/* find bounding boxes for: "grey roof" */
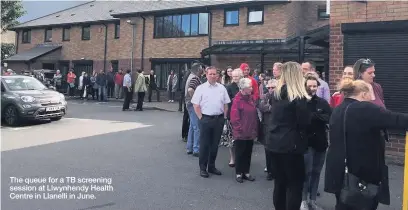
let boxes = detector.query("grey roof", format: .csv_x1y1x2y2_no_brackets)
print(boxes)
110,0,265,16
12,0,270,29
4,44,62,62
12,1,120,29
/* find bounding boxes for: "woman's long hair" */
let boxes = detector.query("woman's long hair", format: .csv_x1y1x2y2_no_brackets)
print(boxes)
274,61,311,101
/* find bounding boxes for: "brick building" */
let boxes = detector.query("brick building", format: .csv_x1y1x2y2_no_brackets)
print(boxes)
329,1,408,163
5,0,329,90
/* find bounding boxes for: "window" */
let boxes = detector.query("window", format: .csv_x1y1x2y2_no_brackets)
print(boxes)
114,22,120,39
247,6,264,24
82,25,90,40
198,13,209,34
154,13,209,38
318,7,330,20
44,28,52,42
224,9,239,26
111,60,118,72
22,29,31,43
62,27,70,41
181,14,190,36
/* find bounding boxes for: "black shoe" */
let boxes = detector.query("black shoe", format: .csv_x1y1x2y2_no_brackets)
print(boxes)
266,173,274,181
243,174,255,181
187,151,193,155
317,191,321,197
182,137,187,142
236,175,243,183
193,153,199,157
228,163,235,168
200,170,209,178
208,168,222,175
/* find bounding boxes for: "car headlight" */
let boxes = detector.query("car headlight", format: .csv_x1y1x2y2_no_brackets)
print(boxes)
21,96,36,103
59,93,65,101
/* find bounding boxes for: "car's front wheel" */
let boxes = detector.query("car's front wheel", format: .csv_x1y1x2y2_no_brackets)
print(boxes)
50,116,62,121
4,105,20,126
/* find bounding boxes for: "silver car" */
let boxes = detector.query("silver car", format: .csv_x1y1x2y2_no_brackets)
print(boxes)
1,75,67,126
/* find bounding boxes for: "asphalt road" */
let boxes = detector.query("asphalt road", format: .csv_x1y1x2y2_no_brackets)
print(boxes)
1,101,404,210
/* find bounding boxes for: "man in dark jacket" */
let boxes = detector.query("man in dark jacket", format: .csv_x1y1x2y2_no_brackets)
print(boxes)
301,75,331,210
96,70,108,102
107,67,115,98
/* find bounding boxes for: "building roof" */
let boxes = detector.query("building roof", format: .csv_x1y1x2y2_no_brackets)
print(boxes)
12,0,282,29
4,44,62,62
12,1,120,29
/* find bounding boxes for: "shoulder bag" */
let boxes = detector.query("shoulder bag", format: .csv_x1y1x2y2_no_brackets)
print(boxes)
339,103,380,209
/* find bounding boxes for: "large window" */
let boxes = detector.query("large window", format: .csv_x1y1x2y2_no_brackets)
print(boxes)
224,9,239,26
82,25,90,40
22,29,31,43
62,27,70,41
153,61,193,89
44,28,52,42
154,13,209,38
247,6,264,24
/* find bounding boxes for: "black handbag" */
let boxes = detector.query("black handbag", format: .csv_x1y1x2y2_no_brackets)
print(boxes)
339,103,380,209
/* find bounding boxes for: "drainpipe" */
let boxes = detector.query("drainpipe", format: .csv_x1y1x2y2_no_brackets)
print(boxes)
15,31,19,54
207,8,212,65
102,23,108,72
298,36,305,63
141,16,146,71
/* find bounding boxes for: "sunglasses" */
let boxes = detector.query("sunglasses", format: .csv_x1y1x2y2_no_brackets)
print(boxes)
267,86,276,89
361,58,373,65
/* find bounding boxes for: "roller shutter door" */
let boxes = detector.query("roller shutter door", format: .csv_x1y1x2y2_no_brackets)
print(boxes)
343,32,408,116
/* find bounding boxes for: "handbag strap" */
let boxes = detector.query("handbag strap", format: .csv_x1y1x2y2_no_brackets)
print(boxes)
343,103,354,173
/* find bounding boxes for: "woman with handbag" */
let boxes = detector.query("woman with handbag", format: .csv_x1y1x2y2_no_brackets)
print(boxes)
230,78,258,183
325,78,408,210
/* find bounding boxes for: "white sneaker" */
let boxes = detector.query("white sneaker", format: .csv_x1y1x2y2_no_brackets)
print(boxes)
309,201,324,210
300,201,309,210
171,100,174,102
168,100,171,102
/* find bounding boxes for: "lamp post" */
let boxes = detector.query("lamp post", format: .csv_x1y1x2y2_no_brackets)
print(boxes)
126,19,136,74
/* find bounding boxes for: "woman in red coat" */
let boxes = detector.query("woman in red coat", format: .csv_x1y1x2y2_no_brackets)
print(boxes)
330,66,354,108
230,78,259,183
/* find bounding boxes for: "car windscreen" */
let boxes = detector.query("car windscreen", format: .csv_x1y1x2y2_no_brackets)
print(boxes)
3,77,47,91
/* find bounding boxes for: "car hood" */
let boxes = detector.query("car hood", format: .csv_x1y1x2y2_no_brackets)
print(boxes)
12,89,61,98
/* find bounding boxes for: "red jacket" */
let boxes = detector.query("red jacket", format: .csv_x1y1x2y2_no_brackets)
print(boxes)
230,91,259,140
114,73,124,85
248,76,259,101
330,92,344,108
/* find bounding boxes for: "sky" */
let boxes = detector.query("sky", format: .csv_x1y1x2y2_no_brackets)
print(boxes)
18,1,86,23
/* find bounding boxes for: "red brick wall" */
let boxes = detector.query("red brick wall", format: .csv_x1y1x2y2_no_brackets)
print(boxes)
330,1,408,161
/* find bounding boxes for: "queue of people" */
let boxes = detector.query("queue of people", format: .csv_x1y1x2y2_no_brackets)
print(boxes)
181,59,408,210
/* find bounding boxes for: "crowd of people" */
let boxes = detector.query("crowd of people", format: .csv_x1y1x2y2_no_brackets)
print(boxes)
180,59,408,210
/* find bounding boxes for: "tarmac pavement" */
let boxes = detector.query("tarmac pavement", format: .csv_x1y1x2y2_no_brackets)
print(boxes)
1,101,404,210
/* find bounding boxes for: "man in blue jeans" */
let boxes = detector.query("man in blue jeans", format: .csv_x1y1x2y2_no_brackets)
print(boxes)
184,63,203,156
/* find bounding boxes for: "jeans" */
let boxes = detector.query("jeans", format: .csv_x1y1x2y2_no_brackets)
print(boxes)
302,147,326,201
136,92,145,110
186,104,200,153
114,84,123,99
98,86,107,101
168,91,175,101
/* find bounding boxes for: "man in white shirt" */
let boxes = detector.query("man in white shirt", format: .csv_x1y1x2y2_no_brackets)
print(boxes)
191,66,231,178
122,69,132,111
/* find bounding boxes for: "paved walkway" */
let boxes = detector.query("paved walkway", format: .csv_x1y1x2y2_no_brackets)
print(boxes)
66,97,180,112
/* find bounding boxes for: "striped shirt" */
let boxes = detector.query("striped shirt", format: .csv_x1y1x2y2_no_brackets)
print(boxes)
185,74,202,106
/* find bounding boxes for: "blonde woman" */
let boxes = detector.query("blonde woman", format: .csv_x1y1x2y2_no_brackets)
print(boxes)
265,62,311,210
